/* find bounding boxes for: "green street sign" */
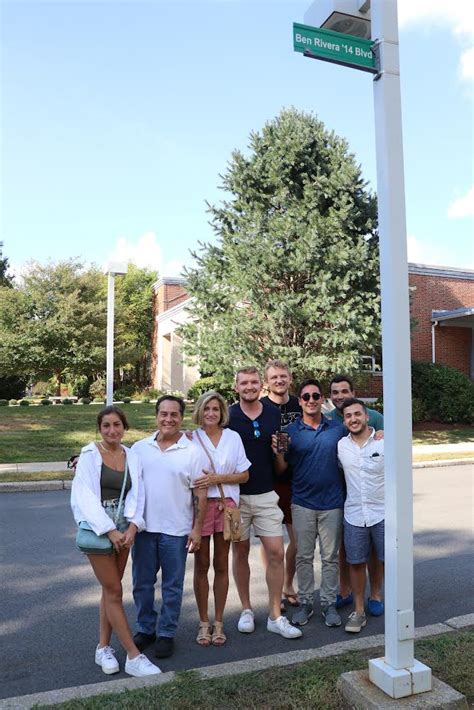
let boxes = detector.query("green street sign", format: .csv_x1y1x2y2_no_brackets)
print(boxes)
293,22,377,74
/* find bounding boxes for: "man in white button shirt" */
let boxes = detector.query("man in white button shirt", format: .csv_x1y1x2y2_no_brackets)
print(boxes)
337,398,384,633
131,396,208,659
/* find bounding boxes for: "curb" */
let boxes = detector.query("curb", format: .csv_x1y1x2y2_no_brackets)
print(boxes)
1,615,472,709
413,458,474,469
1,458,473,493
0,480,72,493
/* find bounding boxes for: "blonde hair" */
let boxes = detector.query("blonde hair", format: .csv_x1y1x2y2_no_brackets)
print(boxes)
264,359,291,379
234,365,261,384
192,390,229,428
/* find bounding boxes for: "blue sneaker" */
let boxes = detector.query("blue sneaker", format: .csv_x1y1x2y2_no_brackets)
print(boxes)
335,593,353,609
368,598,384,616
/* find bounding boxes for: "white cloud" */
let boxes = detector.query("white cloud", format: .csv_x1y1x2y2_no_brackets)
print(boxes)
460,46,474,82
447,186,474,219
107,231,184,277
407,234,474,269
399,0,474,86
398,0,474,39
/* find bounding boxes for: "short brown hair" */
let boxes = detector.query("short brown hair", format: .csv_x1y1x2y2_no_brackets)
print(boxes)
235,366,261,384
264,359,291,379
192,390,229,427
340,397,367,415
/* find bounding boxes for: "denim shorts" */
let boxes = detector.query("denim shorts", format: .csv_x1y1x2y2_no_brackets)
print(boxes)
103,500,128,533
343,518,384,564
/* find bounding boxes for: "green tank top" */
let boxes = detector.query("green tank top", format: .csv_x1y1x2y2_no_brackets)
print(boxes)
100,463,131,502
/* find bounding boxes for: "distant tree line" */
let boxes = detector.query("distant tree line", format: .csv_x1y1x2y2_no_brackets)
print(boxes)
0,255,156,398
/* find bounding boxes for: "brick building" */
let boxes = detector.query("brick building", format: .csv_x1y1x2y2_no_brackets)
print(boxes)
151,264,474,396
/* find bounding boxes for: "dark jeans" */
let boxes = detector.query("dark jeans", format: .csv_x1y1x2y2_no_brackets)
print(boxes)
132,531,188,638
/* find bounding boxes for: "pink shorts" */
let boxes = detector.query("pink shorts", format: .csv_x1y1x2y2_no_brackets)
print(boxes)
201,498,237,537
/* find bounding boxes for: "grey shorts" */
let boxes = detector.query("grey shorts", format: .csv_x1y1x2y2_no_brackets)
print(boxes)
343,518,384,564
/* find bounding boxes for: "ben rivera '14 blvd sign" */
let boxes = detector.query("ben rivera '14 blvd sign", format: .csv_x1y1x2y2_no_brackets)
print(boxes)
293,22,377,73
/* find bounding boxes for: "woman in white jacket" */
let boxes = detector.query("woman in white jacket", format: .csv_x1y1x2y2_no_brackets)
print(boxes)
71,406,160,678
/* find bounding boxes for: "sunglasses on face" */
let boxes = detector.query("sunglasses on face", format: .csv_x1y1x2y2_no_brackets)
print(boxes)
301,392,322,402
252,420,261,438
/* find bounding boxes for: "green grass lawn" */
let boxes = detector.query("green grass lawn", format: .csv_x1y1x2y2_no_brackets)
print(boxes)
39,630,473,709
0,404,194,464
412,428,474,446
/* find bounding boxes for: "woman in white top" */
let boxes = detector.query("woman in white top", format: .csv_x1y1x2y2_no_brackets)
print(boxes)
71,405,160,678
192,391,250,647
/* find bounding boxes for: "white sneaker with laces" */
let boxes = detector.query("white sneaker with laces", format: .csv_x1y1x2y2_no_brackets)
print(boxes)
95,645,119,675
125,653,162,677
267,615,303,639
237,608,255,633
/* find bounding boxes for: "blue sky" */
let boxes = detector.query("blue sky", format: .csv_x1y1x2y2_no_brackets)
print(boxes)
1,0,473,277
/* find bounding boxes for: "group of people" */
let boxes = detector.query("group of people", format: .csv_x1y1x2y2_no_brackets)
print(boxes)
70,360,385,677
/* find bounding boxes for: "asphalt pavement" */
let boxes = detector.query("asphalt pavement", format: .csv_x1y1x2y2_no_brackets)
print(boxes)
0,464,472,701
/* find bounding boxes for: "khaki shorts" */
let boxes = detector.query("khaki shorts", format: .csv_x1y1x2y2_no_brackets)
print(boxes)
239,491,284,540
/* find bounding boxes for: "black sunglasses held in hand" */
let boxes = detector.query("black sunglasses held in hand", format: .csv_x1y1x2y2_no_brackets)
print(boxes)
301,392,322,402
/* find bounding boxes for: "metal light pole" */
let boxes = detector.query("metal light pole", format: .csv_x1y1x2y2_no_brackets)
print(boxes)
300,0,432,699
105,262,127,406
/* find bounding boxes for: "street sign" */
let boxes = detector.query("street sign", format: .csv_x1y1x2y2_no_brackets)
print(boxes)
293,22,377,73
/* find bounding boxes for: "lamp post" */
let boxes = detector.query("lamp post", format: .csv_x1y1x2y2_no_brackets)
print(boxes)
104,261,128,406
301,0,432,698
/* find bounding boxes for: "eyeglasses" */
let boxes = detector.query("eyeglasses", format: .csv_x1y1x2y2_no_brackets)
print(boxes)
301,392,322,402
252,420,261,438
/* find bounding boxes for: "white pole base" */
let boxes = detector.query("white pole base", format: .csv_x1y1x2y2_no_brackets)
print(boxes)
369,657,432,699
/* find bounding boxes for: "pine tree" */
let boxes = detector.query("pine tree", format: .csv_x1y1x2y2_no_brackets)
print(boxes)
180,108,380,383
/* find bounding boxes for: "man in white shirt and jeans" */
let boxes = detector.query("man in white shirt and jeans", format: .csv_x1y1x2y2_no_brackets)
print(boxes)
131,395,208,659
337,398,384,633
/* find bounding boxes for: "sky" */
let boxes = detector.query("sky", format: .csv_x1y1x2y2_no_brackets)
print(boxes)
1,0,473,279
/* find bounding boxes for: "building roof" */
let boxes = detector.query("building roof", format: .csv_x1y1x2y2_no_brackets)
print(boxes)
409,263,474,280
432,307,474,328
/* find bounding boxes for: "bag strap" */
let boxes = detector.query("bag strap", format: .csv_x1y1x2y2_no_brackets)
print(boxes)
194,430,227,508
114,455,129,522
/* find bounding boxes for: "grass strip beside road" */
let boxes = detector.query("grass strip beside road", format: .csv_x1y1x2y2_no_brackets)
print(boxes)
413,451,474,463
0,471,74,483
40,631,473,710
0,405,194,464
412,428,474,446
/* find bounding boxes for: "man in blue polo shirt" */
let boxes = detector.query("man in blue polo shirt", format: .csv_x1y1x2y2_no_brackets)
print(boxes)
273,378,345,628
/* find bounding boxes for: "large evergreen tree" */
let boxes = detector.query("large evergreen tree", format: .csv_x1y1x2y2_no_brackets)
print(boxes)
180,108,380,382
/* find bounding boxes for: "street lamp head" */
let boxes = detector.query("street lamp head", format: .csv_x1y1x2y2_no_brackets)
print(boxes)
304,0,371,38
104,261,128,276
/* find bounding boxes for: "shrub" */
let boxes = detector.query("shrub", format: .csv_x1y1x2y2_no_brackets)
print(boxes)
40,398,52,406
89,379,106,400
113,384,136,400
0,399,8,407
9,399,18,406
411,396,427,424
412,362,474,424
92,397,105,404
371,397,384,414
19,399,30,406
141,396,151,403
62,398,74,405
187,376,236,404
80,397,91,405
71,376,91,398
147,388,162,400
120,397,132,404
0,376,27,400
32,381,53,397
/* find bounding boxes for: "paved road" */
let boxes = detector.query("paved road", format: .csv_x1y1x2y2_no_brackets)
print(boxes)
1,465,472,700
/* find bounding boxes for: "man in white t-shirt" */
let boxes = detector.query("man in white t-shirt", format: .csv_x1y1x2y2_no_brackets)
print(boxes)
131,396,208,659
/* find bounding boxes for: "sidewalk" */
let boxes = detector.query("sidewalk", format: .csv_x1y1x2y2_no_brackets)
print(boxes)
1,613,472,709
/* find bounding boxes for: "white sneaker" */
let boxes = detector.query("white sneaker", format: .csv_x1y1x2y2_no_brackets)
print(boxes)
95,645,119,675
125,653,162,677
238,608,255,633
267,615,303,639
